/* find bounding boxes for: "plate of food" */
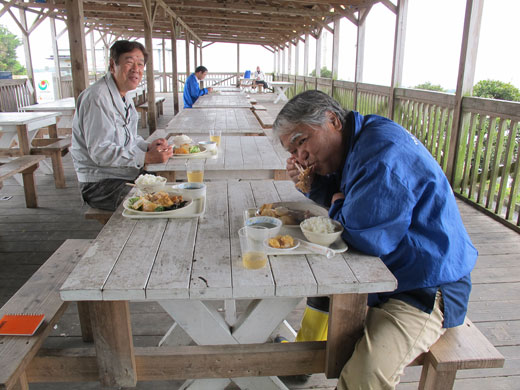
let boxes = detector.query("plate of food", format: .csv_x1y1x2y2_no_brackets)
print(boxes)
264,235,300,251
123,191,192,215
255,202,327,226
173,144,207,156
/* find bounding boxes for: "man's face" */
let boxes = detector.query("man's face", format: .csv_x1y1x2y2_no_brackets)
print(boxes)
257,66,260,72
196,71,208,80
279,113,344,175
110,48,145,96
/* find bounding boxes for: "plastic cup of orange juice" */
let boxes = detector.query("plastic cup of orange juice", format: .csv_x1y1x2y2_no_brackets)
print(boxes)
185,159,205,183
238,226,268,269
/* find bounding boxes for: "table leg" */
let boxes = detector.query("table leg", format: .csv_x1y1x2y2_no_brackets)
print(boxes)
159,298,301,389
273,87,282,104
88,300,137,387
48,123,58,139
325,293,368,378
16,125,30,155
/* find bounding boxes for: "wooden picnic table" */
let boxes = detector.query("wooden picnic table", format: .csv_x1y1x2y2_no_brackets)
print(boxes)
0,111,60,155
270,81,294,104
145,135,289,181
21,97,75,135
0,111,69,188
60,180,397,389
166,108,263,135
192,93,252,108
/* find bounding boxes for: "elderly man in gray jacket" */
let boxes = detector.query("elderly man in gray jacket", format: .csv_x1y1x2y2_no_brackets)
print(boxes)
71,40,172,211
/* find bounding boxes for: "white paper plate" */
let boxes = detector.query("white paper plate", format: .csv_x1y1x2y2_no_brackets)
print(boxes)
172,144,206,156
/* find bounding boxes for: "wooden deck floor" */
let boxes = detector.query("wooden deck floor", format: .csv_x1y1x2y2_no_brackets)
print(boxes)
0,93,518,390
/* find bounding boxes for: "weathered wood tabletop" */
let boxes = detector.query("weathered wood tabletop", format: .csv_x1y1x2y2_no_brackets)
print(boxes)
166,108,263,135
59,180,396,389
146,135,289,181
0,112,60,155
192,93,252,108
21,98,75,133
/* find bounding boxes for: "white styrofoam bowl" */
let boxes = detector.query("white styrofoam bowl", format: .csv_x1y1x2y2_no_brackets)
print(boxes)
300,218,344,247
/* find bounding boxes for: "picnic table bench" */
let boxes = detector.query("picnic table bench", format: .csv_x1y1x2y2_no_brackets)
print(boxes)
0,239,92,390
0,155,45,208
253,109,275,129
136,97,166,128
84,206,113,225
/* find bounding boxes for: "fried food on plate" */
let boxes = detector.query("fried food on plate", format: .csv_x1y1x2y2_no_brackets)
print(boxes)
268,235,295,249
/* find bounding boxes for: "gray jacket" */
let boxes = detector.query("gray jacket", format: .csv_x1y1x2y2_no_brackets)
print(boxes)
71,72,149,182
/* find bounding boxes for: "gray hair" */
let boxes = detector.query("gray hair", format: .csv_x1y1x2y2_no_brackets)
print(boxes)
273,90,350,138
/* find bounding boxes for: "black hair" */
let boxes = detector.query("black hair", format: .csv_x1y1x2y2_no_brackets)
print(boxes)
110,40,148,65
195,66,208,73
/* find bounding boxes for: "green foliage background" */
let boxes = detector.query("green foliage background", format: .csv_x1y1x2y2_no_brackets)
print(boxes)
472,79,520,101
413,82,446,92
0,25,26,75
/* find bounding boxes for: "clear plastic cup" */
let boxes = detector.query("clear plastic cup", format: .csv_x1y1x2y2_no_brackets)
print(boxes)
238,226,268,269
185,159,205,182
209,129,222,146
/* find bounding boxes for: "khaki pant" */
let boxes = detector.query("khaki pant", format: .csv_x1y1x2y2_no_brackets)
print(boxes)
337,292,445,390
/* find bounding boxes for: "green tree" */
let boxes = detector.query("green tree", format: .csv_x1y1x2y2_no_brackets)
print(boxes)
310,66,333,78
472,79,520,102
0,25,26,75
413,82,446,92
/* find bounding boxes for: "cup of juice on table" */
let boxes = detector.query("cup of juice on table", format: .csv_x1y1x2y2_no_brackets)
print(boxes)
185,159,205,182
238,226,268,269
209,129,222,146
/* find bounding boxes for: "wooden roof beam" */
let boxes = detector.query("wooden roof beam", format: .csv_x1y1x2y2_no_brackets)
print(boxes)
156,0,202,43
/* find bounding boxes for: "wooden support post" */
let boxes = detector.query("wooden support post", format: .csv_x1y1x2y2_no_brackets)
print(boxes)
162,38,167,93
354,10,367,111
273,48,277,77
288,42,292,76
304,33,310,77
142,0,157,134
447,0,484,185
295,40,300,76
185,32,190,76
90,30,98,82
236,43,240,86
65,0,89,100
325,293,367,378
50,17,63,99
89,301,136,387
332,17,341,81
316,29,322,78
388,0,408,120
18,8,37,103
170,18,180,115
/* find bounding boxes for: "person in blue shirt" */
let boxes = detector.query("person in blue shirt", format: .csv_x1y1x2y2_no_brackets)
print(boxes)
273,90,477,390
183,66,213,108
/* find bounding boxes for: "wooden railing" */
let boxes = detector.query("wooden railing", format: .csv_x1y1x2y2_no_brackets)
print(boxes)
278,73,520,231
0,79,35,112
453,97,520,227
393,88,456,172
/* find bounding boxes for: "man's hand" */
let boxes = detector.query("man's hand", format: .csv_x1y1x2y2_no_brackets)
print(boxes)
331,192,345,204
286,157,300,184
207,87,213,93
145,138,173,164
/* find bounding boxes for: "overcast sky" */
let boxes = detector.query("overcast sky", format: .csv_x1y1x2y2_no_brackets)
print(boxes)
1,0,518,91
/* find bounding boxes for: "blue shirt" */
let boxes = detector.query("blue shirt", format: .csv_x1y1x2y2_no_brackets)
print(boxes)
183,73,208,108
309,112,477,328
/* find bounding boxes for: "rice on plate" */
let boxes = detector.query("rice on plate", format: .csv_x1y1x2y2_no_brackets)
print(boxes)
301,216,338,233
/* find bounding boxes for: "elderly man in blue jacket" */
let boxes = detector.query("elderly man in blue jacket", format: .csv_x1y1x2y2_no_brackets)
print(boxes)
183,66,213,108
273,90,477,390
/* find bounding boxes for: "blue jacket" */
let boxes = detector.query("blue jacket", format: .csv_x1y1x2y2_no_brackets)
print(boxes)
309,112,477,327
183,73,208,108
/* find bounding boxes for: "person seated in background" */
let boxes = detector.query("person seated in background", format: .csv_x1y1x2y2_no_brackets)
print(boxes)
252,66,269,92
71,40,172,212
183,65,213,108
273,90,477,390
